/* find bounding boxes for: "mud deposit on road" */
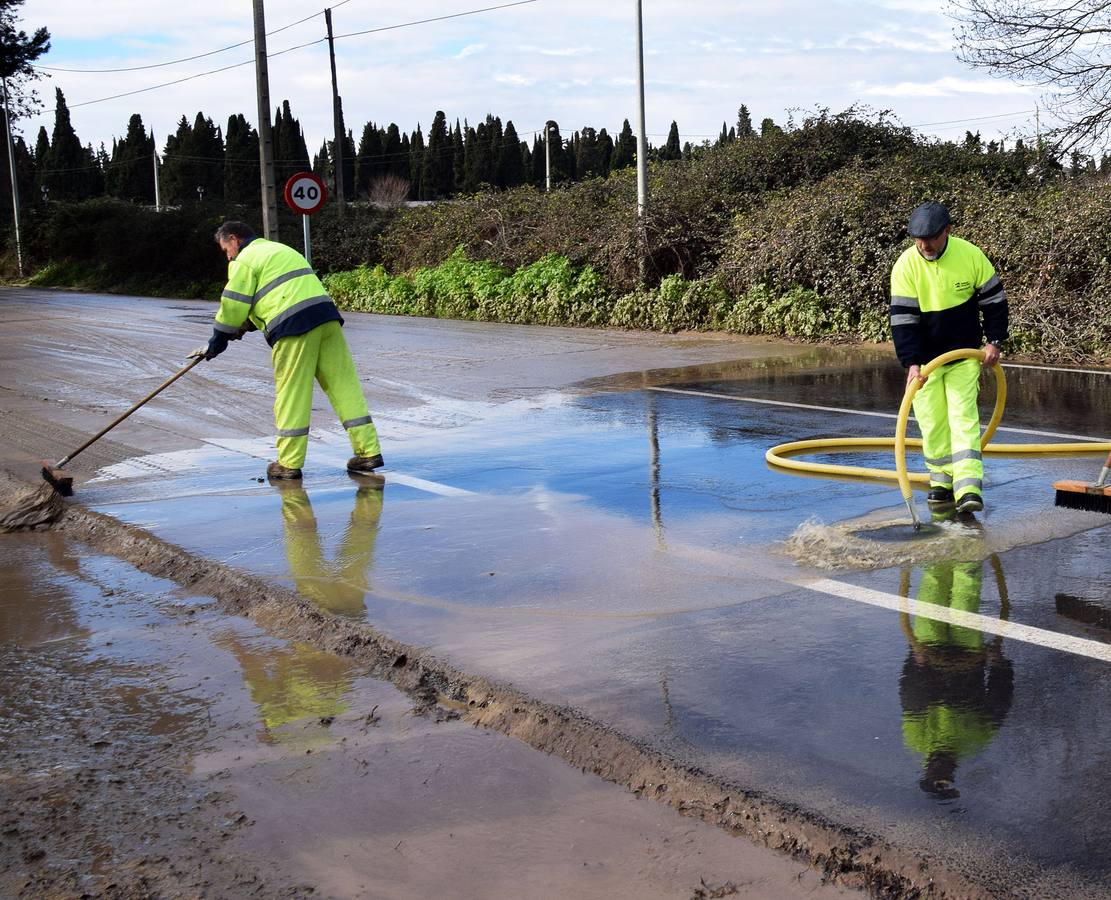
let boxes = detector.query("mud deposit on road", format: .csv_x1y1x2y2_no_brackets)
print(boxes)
0,480,65,533
0,532,306,898
1,503,854,900
8,473,1001,900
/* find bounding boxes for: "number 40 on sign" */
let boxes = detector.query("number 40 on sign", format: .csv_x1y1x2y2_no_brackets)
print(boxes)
283,172,327,265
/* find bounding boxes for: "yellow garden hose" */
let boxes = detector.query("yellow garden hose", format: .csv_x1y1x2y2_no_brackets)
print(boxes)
766,348,1111,528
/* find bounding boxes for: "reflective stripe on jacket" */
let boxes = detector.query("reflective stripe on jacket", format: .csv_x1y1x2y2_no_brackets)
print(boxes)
215,238,342,346
889,235,1007,367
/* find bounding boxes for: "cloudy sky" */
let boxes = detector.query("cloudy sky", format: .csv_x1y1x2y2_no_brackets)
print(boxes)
18,0,1042,153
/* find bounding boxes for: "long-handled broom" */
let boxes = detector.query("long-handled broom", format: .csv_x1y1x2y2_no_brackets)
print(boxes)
1053,450,1111,514
41,356,204,496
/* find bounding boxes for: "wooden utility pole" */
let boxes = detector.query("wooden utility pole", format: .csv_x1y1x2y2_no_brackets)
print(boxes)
2,80,23,277
325,8,345,212
253,0,279,239
152,134,162,212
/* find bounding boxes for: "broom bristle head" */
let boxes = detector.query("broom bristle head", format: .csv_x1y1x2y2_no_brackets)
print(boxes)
40,461,73,497
1054,482,1111,514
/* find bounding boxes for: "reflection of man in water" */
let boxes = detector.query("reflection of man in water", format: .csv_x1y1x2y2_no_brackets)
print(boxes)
219,634,358,744
216,483,383,743
277,483,383,618
899,559,1013,800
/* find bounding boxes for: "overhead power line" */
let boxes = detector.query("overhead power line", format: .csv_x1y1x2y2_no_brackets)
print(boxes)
48,0,540,113
32,0,354,74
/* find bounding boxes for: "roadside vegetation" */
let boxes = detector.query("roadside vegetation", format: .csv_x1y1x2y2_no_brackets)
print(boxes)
8,110,1111,364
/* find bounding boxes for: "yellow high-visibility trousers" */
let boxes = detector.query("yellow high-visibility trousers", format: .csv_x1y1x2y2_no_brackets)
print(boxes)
271,320,381,469
911,357,984,499
279,484,382,618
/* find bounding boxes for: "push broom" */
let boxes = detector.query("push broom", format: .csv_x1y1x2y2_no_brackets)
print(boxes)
1053,450,1111,514
41,356,204,496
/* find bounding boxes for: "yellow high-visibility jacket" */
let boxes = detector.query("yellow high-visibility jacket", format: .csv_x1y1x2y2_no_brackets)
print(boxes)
214,238,341,346
889,236,1007,367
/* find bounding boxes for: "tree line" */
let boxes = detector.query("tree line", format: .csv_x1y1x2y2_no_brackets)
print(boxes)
2,91,822,209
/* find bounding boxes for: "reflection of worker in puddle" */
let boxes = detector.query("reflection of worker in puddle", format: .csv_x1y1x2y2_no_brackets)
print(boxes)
275,481,383,619
218,633,358,745
899,556,1013,800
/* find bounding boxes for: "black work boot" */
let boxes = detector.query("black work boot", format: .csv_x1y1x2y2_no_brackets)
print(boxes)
267,461,303,481
927,487,955,508
956,493,983,514
347,453,384,474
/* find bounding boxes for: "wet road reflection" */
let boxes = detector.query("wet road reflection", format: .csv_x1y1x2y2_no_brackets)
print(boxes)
275,481,383,619
898,557,1013,802
217,633,360,745
81,348,1111,895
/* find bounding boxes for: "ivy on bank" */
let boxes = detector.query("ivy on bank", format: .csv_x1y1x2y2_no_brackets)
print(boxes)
324,247,888,341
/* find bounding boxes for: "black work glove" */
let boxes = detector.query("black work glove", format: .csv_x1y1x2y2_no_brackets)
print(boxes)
231,319,258,340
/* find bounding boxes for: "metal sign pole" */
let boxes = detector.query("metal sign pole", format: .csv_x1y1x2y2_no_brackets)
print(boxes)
303,214,311,267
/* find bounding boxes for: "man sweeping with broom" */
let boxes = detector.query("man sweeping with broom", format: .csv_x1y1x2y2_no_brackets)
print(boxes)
191,221,384,482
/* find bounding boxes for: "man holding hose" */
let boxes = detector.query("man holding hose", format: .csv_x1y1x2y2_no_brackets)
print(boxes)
190,221,384,482
890,202,1008,515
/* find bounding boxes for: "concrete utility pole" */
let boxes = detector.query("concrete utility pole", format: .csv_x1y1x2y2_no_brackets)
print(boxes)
634,0,648,220
325,8,345,212
545,123,552,192
253,0,279,239
2,79,23,277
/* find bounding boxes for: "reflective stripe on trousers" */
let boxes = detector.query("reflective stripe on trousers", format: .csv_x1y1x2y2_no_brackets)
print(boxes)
911,357,984,497
271,320,382,469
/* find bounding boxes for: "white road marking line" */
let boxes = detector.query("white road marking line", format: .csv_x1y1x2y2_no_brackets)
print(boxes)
1003,362,1111,377
807,577,1111,663
646,386,1111,443
385,472,475,497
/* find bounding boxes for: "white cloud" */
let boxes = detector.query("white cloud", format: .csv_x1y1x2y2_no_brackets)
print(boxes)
18,0,1042,154
453,44,487,60
518,45,596,57
858,76,1034,97
494,73,537,87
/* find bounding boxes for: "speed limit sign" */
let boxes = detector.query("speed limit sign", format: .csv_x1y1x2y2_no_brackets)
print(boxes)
283,172,327,215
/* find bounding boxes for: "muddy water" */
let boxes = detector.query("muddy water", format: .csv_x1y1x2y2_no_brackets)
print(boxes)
0,531,853,898
79,349,1111,897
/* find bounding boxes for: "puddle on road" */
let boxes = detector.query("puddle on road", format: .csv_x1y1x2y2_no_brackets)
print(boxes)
60,348,1111,895
1,532,849,900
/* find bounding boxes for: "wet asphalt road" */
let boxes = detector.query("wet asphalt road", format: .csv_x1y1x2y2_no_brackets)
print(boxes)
5,289,1111,896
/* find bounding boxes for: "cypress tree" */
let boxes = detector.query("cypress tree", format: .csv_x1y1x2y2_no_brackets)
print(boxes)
106,113,155,203
498,120,525,188
383,124,405,181
273,100,310,190
530,134,544,186
597,127,614,174
462,123,482,193
452,120,465,192
662,121,681,160
33,126,47,166
576,126,604,178
409,125,424,200
312,141,329,179
421,111,452,199
487,115,503,187
736,105,755,139
355,121,382,199
39,88,97,200
223,114,259,203
610,119,635,171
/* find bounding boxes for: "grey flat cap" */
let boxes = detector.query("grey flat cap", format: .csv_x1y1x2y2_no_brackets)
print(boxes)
907,202,951,238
